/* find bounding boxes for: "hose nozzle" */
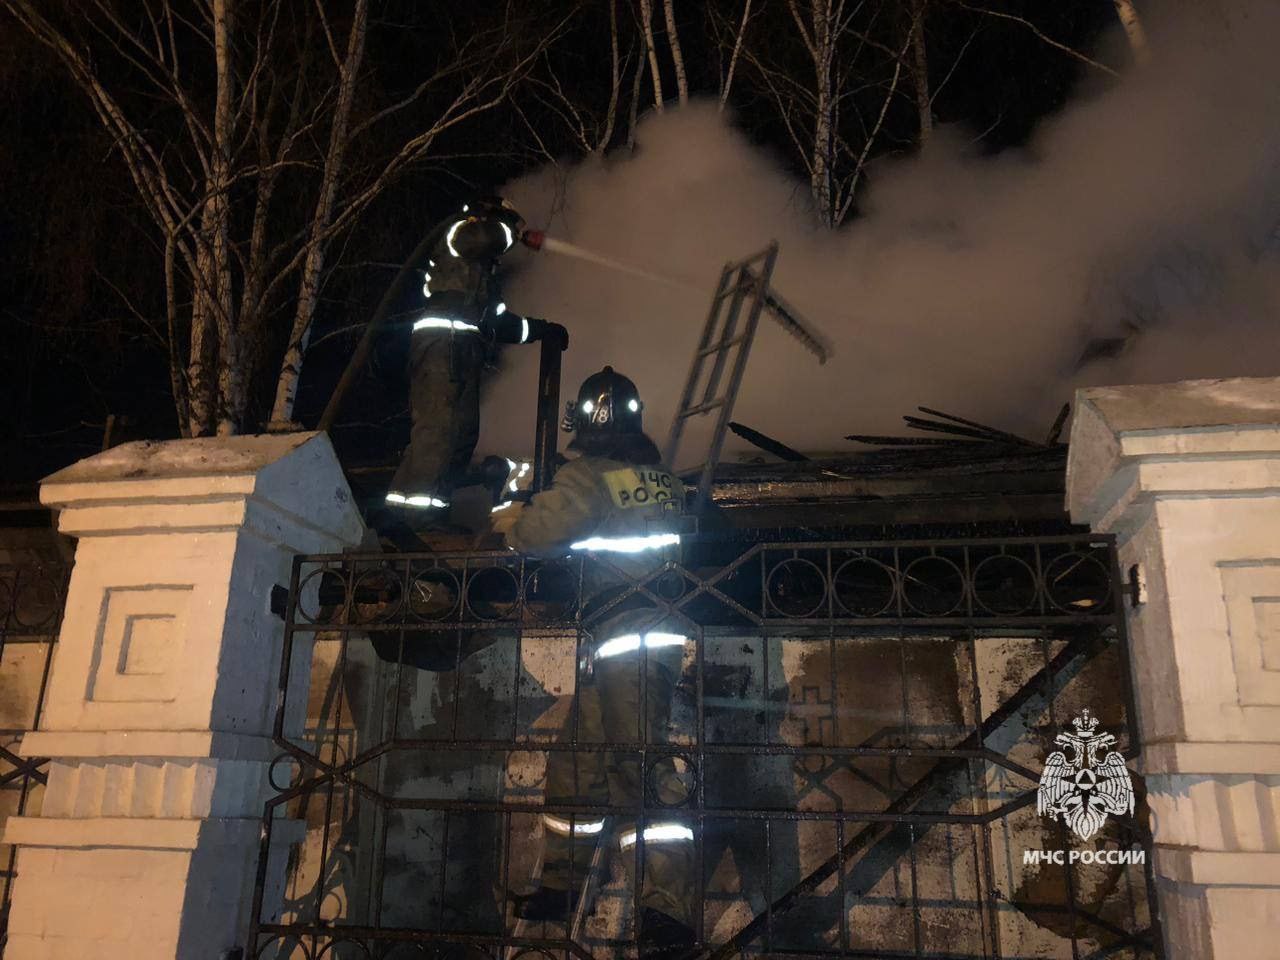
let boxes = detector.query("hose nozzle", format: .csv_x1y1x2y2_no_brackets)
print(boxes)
520,229,546,251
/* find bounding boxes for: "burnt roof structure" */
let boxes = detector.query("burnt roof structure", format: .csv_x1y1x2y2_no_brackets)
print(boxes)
700,405,1074,537
703,442,1069,536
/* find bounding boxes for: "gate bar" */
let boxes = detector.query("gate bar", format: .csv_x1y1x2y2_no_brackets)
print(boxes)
701,632,1110,960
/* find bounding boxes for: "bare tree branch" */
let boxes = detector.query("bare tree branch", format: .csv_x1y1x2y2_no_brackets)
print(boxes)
4,0,560,437
837,42,904,222
719,0,754,111
948,1,1120,77
269,0,369,427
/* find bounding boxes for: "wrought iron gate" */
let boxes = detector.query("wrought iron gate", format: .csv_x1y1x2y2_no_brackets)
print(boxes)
0,563,68,954
251,535,1161,959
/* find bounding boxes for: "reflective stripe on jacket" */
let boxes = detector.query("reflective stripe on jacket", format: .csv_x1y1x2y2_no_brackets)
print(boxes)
508,455,684,561
508,455,686,617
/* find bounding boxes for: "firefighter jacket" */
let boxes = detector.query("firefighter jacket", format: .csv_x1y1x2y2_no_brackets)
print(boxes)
514,454,695,926
508,455,685,626
508,455,683,557
418,216,546,349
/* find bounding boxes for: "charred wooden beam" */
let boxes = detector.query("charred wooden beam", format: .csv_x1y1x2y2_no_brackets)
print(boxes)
1046,402,1071,445
917,406,1043,447
845,434,985,447
729,421,810,462
902,415,1009,442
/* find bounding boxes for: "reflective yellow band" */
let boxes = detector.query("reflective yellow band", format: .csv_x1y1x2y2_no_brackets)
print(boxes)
619,823,693,849
386,492,448,509
505,459,531,492
543,814,606,837
595,632,687,660
413,316,480,334
445,219,466,257
569,533,679,553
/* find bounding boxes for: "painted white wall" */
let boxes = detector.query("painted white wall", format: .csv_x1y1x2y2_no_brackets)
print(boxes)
1066,376,1280,959
2,433,364,960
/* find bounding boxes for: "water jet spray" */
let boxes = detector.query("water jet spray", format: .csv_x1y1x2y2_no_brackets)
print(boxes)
527,232,701,292
522,231,830,362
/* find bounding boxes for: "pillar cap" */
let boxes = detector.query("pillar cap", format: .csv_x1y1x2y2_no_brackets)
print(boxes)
39,432,364,549
42,432,317,488
1066,376,1280,532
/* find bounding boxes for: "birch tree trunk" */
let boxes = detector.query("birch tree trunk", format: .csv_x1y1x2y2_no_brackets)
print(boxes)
210,0,240,436
269,0,369,428
187,248,216,437
627,47,646,148
600,0,622,149
163,233,191,437
1112,0,1150,64
662,0,689,104
812,68,834,227
911,0,932,144
241,61,307,424
795,0,837,227
638,0,665,112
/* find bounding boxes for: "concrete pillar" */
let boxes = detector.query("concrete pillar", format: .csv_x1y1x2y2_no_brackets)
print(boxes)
3,433,365,959
1065,376,1280,958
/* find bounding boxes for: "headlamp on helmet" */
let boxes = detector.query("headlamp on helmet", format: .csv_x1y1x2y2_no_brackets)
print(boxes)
564,366,644,438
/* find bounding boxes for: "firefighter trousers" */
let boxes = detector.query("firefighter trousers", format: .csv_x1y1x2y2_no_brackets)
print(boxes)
540,644,694,927
389,331,484,501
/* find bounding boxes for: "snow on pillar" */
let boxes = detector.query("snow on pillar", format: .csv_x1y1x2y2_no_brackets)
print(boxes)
1065,376,1280,959
3,433,365,959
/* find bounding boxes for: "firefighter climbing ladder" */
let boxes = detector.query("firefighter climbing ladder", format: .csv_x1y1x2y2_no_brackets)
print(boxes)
666,243,828,512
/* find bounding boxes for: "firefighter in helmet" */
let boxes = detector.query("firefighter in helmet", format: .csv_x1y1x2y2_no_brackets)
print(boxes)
386,196,551,516
506,367,697,956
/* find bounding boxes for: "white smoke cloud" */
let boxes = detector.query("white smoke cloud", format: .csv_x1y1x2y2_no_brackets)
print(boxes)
480,1,1280,464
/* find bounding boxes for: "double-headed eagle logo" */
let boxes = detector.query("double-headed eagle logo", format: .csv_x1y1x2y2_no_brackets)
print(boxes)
1036,709,1135,840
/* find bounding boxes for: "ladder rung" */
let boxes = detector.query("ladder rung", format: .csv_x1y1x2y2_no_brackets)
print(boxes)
715,267,760,293
724,249,773,273
696,334,749,359
679,399,725,418
714,278,757,303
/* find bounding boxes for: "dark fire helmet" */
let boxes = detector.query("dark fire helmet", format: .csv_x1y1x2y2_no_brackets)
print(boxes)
563,366,644,437
444,197,526,261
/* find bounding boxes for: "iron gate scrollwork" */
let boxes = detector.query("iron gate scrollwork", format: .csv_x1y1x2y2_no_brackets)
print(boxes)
251,536,1161,959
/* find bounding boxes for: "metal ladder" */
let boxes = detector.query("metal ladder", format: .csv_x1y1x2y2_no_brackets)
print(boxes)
503,817,613,959
664,243,779,512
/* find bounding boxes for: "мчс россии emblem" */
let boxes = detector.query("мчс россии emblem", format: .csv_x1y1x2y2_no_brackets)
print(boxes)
1036,708,1135,841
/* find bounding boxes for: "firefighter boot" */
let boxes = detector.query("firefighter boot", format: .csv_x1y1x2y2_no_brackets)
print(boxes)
511,886,573,923
638,908,697,958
